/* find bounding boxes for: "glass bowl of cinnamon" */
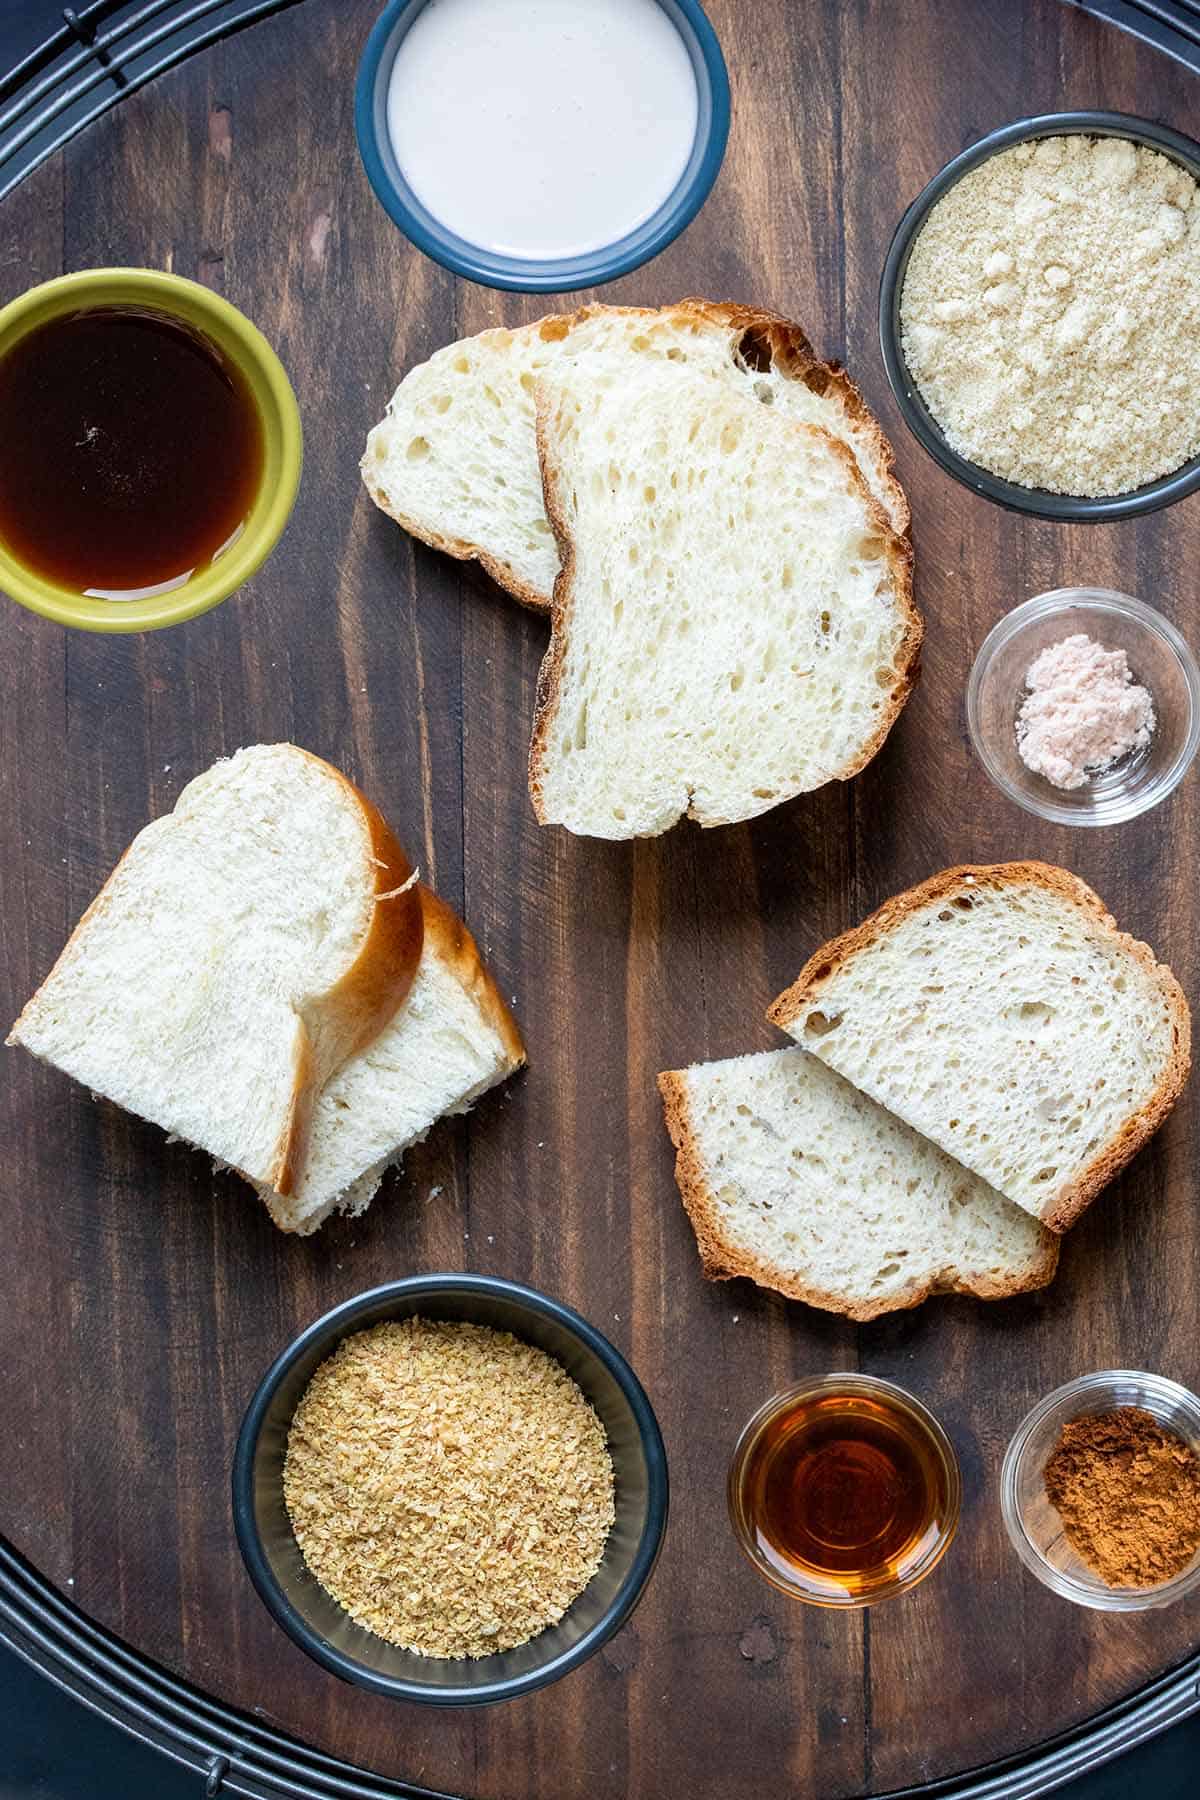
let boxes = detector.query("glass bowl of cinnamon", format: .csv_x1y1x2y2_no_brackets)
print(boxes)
1001,1371,1200,1610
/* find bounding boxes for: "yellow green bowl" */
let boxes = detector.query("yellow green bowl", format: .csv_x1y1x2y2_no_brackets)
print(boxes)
0,268,302,633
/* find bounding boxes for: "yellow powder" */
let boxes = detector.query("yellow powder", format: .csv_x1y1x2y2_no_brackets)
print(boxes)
900,134,1200,496
284,1318,615,1658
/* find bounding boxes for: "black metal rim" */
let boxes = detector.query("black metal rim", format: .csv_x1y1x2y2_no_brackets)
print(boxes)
2,1536,1198,1799
2,1,1200,1795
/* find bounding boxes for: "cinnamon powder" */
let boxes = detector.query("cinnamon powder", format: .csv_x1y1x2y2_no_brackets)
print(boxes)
1043,1406,1200,1588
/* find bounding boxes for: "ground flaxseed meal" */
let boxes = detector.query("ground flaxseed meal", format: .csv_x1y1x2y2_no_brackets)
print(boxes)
284,1318,615,1658
900,134,1200,496
1043,1405,1200,1587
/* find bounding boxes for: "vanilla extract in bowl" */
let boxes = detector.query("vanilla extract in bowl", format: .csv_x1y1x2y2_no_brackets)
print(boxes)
728,1375,961,1606
0,305,264,600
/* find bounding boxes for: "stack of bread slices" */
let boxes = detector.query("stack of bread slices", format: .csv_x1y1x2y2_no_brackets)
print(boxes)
7,745,524,1235
362,300,920,840
660,862,1190,1320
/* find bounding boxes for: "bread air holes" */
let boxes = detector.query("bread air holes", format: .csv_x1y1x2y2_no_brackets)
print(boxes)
406,436,430,461
803,1009,842,1038
733,326,775,375
1009,1000,1054,1027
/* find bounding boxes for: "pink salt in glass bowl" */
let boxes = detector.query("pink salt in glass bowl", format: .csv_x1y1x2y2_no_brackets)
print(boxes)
966,588,1200,826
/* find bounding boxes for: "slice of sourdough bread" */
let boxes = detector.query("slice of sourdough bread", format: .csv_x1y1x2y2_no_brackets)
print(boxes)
658,1048,1058,1321
362,300,909,610
529,365,920,836
261,889,525,1234
769,863,1191,1232
7,746,423,1196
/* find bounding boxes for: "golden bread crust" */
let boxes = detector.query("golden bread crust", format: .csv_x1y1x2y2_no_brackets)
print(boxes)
767,862,1192,1233
657,1068,1059,1321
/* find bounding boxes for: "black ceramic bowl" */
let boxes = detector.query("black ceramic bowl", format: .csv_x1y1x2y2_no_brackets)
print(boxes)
232,1276,668,1705
879,110,1200,522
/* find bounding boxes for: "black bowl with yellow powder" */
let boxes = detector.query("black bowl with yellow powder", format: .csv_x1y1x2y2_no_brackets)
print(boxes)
233,1275,668,1703
879,110,1200,523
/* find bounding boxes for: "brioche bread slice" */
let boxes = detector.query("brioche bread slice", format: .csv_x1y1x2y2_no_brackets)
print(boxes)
261,889,525,1235
7,746,423,1195
528,365,919,836
769,863,1191,1232
658,1048,1058,1320
362,300,909,610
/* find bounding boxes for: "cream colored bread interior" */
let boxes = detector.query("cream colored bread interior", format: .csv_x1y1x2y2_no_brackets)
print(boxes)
263,939,522,1235
7,746,384,1189
662,1048,1056,1320
531,366,916,837
362,304,906,608
775,873,1187,1226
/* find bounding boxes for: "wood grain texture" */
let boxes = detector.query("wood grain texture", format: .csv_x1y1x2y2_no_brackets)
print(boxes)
1,0,1199,1793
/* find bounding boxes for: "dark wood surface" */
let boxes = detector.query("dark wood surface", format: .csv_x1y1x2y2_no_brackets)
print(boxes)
2,2,1200,1794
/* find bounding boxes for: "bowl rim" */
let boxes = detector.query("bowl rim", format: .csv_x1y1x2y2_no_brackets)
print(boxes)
0,268,302,633
999,1369,1200,1611
878,109,1200,522
726,1372,962,1609
353,0,731,293
965,585,1200,826
231,1273,669,1705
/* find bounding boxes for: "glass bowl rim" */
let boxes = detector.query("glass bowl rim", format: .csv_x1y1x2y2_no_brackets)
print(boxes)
726,1372,962,1609
999,1368,1200,1611
965,586,1200,826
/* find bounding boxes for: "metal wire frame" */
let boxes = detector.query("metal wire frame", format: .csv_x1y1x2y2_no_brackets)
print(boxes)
1,1535,1198,1800
0,0,305,204
0,0,1199,1792
1069,0,1200,67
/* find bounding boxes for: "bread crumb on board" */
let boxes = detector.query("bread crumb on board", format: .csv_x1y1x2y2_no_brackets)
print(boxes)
284,1318,614,1658
901,134,1200,495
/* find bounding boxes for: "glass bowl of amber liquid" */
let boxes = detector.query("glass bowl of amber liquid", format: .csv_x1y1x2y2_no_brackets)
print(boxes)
727,1374,961,1607
1001,1370,1200,1611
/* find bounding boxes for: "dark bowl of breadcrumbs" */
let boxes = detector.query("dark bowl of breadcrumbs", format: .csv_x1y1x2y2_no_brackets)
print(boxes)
232,1275,668,1703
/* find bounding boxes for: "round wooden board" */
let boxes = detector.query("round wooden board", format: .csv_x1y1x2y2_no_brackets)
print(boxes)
2,0,1200,1793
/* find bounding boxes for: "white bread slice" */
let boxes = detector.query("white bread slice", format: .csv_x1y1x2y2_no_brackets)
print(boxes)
261,889,525,1235
361,300,910,610
769,863,1191,1232
658,1048,1058,1321
7,746,423,1195
528,364,920,837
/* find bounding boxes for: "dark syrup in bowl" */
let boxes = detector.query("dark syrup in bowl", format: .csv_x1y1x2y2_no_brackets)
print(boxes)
0,306,264,598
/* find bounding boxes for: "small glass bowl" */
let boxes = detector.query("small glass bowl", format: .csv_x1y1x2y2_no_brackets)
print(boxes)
966,588,1200,826
727,1374,961,1609
1001,1371,1200,1612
